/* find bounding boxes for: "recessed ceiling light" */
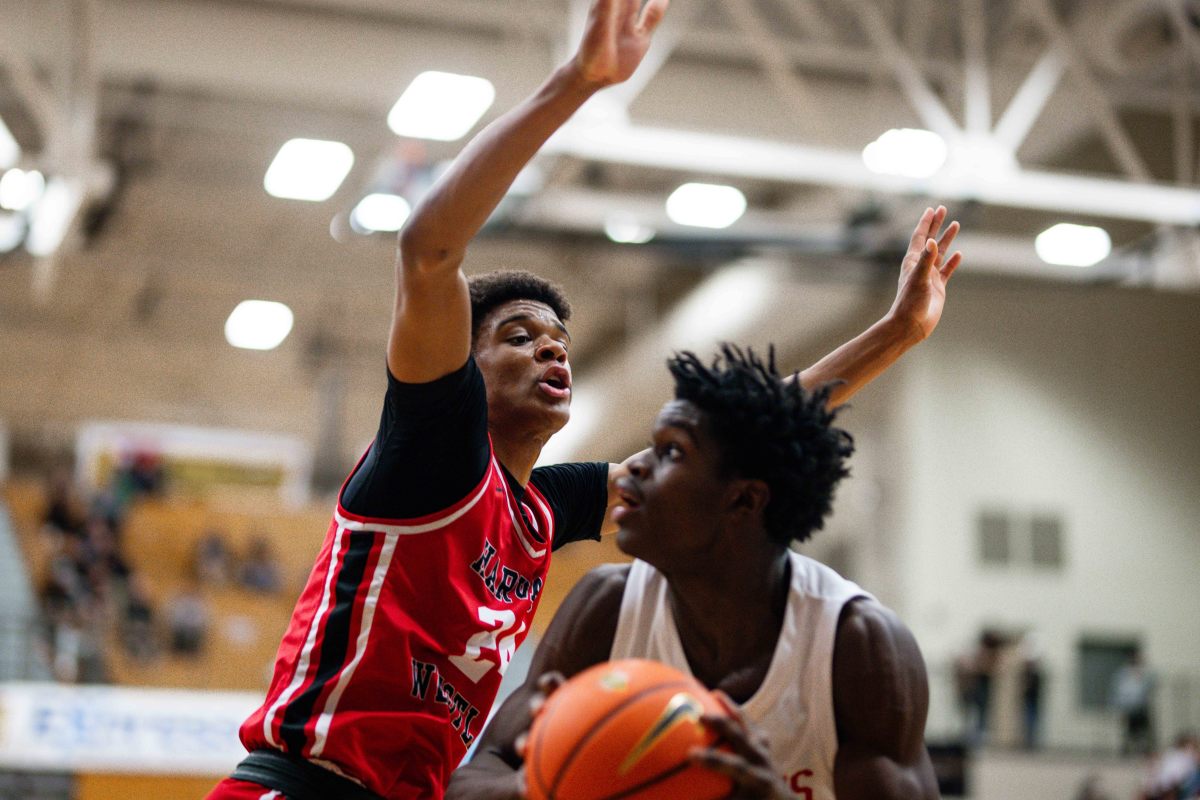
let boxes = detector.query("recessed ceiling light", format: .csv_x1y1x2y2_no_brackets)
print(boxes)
862,128,947,179
0,115,18,170
604,214,656,244
225,300,295,351
350,193,411,233
666,183,747,229
0,168,44,212
1035,223,1112,267
387,71,496,142
264,139,354,202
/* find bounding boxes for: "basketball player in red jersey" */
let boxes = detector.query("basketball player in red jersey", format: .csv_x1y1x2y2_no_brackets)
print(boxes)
205,0,961,795
448,345,944,800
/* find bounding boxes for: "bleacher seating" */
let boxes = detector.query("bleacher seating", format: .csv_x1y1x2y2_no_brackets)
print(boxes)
3,478,332,691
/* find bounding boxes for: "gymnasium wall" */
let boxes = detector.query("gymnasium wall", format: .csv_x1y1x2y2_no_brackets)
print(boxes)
885,280,1200,742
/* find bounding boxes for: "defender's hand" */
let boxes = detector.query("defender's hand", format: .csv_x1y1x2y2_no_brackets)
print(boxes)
887,206,962,343
690,693,792,800
574,0,670,88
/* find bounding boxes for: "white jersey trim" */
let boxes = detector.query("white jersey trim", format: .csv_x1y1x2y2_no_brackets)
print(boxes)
333,461,493,535
263,524,347,748
308,530,401,758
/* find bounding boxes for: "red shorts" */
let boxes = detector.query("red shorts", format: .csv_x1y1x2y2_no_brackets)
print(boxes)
205,778,291,800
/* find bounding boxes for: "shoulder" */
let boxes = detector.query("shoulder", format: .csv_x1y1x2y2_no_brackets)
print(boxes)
538,564,630,675
831,598,929,756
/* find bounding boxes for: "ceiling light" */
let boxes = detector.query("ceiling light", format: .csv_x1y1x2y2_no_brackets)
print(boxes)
862,128,947,179
350,193,411,233
388,71,496,142
26,177,82,257
0,116,18,170
665,183,746,229
604,214,655,244
264,139,354,202
1035,223,1112,267
224,300,295,351
0,168,44,212
0,213,23,253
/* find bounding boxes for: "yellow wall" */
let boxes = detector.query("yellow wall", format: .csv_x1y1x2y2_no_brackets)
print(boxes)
77,773,223,800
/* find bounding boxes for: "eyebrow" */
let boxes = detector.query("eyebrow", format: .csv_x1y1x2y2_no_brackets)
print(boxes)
495,313,571,341
654,417,700,441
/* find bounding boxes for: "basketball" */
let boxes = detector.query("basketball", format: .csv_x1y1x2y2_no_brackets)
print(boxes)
525,659,733,800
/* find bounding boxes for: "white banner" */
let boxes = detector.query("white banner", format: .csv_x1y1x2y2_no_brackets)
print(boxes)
0,682,260,775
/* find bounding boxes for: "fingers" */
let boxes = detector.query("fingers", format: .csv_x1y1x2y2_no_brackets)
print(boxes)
940,251,963,281
637,0,670,34
916,238,938,276
937,219,960,259
700,714,769,765
689,748,776,796
909,207,935,251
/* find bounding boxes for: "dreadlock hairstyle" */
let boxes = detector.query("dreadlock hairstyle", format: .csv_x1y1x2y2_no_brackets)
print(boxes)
467,270,571,343
667,343,854,546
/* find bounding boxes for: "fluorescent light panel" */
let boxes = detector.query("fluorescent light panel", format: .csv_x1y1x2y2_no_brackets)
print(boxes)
666,183,746,229
225,300,295,351
26,177,82,257
862,128,948,179
1035,223,1111,267
264,139,354,202
351,193,411,233
388,71,496,142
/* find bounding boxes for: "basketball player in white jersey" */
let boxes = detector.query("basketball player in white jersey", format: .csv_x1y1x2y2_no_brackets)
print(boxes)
448,345,940,800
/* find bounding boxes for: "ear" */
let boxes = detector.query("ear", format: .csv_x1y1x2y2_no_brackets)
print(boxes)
726,478,770,523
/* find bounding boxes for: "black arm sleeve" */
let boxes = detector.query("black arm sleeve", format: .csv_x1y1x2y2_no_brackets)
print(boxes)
340,358,490,520
530,462,609,550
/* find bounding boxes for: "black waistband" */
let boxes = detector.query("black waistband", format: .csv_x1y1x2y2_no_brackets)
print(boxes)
231,749,385,800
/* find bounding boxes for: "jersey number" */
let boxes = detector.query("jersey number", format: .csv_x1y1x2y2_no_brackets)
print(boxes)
449,606,527,684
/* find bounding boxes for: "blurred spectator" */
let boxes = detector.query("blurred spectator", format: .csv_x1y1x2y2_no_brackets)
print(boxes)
167,582,210,656
955,630,1003,747
42,468,83,536
1114,650,1157,756
238,535,282,594
122,573,158,663
1141,733,1199,800
1020,632,1045,750
1074,774,1112,800
195,527,233,586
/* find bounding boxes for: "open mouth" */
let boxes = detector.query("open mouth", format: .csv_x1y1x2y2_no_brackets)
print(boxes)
538,367,571,399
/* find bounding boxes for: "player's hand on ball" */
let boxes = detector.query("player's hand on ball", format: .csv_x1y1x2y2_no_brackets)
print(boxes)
887,205,962,343
690,693,792,800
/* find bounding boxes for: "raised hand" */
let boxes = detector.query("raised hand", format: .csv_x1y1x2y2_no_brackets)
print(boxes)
574,0,671,87
689,693,792,800
887,206,963,342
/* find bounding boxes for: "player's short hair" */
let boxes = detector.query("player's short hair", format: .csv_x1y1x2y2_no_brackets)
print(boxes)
667,343,854,546
468,270,571,343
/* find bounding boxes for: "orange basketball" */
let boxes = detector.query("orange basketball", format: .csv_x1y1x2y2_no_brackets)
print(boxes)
525,659,733,800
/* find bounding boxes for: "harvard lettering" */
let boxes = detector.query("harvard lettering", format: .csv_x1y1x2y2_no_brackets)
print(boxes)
411,658,483,746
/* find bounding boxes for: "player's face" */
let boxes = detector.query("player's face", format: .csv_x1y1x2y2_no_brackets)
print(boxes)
612,400,735,568
474,299,572,437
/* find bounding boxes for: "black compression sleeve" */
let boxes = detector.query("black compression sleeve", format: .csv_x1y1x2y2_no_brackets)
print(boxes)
340,359,490,520
530,462,609,550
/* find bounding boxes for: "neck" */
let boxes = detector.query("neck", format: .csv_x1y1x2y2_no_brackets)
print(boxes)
491,428,550,486
663,541,790,674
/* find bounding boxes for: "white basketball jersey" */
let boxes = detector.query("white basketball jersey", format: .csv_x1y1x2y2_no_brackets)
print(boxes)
610,551,871,800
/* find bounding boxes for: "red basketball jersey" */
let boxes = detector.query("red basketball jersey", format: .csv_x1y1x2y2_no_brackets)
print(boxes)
238,452,556,799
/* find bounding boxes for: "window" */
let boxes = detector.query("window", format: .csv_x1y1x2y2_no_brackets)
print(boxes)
1078,637,1139,711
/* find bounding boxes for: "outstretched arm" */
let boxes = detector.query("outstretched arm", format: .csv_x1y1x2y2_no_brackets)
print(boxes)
389,0,670,383
795,206,962,407
447,565,627,800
